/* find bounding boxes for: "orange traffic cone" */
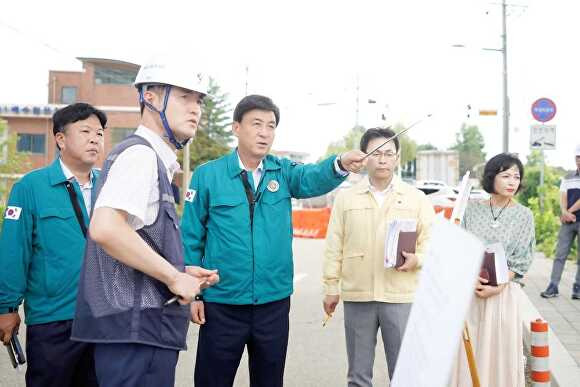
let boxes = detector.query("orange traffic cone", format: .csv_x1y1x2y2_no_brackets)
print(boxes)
530,319,550,386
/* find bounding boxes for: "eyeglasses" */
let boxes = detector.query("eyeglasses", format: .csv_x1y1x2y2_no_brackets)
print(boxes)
369,151,398,159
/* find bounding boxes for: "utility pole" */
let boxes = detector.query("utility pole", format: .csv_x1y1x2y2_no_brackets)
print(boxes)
182,142,190,213
540,150,545,212
244,65,249,96
501,0,509,153
355,74,360,127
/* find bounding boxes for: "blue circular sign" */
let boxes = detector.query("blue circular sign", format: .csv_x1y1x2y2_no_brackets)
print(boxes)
531,98,556,122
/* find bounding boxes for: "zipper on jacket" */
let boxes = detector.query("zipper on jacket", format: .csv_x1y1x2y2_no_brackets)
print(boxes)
240,171,258,303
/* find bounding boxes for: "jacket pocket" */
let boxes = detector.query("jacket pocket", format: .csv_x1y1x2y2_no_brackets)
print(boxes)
38,207,76,222
261,189,291,205
209,195,246,226
207,196,247,266
261,190,291,222
160,206,183,268
38,208,82,297
160,303,190,348
342,202,373,253
164,206,180,230
341,251,369,293
210,195,246,207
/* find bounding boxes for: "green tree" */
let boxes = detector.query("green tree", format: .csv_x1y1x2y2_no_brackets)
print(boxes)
0,120,31,228
187,78,233,170
322,124,419,163
449,124,486,176
187,129,230,170
518,150,562,208
392,123,417,165
528,191,562,258
417,143,438,151
199,77,233,147
519,151,576,259
322,125,365,159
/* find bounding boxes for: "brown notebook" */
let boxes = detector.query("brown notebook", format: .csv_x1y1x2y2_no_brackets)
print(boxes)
396,231,417,268
479,251,498,286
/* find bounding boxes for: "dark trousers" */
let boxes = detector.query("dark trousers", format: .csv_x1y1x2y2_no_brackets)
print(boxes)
194,297,291,387
25,319,97,387
94,342,178,387
550,221,580,286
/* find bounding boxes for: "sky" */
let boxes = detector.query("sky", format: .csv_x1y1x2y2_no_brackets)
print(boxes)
0,0,578,169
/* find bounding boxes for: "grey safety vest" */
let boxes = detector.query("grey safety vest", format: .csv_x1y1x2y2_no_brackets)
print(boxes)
71,135,189,350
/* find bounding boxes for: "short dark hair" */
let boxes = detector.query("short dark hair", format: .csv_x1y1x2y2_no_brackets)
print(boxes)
233,95,280,126
360,127,399,153
481,153,525,194
52,103,107,136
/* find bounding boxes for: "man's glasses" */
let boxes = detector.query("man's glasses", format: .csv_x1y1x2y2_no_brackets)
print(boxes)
369,151,397,159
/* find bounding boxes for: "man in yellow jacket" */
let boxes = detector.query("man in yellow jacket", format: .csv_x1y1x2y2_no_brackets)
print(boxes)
322,127,435,385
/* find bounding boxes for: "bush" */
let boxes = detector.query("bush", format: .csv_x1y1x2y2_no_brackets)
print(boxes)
522,152,577,260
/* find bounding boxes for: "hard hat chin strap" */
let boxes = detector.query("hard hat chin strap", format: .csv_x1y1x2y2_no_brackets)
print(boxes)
139,85,190,150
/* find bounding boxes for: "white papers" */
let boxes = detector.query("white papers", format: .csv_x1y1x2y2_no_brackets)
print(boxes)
390,218,484,387
384,219,417,268
485,242,509,285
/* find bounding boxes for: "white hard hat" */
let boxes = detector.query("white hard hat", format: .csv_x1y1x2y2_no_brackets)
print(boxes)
134,55,210,96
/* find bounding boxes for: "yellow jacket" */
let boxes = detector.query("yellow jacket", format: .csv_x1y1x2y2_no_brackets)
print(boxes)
323,176,435,303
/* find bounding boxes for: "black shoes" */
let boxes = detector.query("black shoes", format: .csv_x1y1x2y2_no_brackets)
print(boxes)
540,283,559,298
572,284,580,300
541,283,580,299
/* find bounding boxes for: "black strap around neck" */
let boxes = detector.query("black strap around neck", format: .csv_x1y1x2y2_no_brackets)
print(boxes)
64,180,87,238
240,171,256,229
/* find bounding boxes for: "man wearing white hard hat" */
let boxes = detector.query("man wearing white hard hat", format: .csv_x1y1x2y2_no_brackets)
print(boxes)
71,56,219,386
541,144,580,300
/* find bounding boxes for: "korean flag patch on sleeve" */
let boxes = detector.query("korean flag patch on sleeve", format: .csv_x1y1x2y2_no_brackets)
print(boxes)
185,189,197,203
4,206,22,220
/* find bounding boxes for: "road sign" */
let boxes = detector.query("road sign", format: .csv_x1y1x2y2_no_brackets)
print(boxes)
531,98,557,122
530,124,556,150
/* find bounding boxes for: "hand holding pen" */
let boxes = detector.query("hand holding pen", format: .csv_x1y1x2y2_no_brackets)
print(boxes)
165,267,219,306
322,313,333,327
322,295,340,327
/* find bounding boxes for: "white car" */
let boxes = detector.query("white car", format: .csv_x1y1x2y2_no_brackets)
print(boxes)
419,185,490,208
415,180,449,195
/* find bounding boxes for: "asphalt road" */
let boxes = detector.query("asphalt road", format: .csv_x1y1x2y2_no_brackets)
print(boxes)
1,238,390,386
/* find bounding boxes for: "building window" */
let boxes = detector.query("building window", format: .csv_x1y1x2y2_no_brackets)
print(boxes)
17,134,46,154
94,66,138,85
111,128,135,145
61,86,77,104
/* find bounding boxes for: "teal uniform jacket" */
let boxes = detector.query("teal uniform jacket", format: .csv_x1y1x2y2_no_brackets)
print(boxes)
0,159,98,325
181,150,347,305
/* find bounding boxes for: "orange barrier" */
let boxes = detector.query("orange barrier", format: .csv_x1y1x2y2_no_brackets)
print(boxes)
292,208,331,239
293,205,452,240
434,205,453,219
530,319,550,386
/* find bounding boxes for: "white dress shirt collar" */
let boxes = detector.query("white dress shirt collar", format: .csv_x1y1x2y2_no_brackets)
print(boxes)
135,125,180,178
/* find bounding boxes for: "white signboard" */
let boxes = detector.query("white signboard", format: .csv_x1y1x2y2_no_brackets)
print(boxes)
391,219,484,387
530,124,556,150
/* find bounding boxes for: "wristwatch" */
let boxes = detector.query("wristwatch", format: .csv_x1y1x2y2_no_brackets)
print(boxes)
336,154,347,172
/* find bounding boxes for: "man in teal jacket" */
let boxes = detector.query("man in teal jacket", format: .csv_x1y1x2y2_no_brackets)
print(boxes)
182,94,365,386
0,103,105,386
